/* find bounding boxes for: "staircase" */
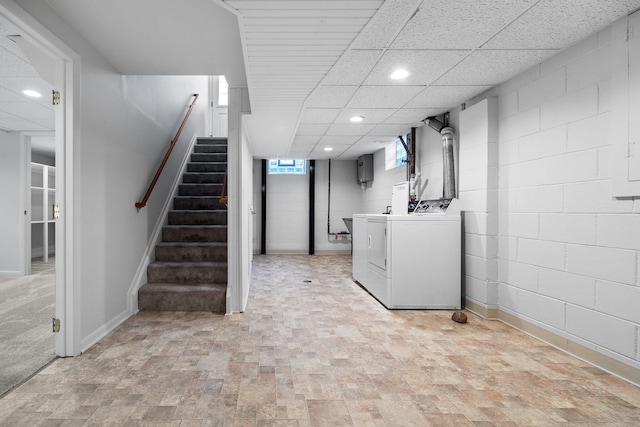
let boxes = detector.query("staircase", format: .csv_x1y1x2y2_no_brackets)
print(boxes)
138,137,228,312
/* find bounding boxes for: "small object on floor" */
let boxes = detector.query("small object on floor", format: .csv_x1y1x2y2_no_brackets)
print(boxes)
451,311,467,323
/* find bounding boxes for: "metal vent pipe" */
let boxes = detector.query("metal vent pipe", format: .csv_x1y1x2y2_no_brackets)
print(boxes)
441,127,456,199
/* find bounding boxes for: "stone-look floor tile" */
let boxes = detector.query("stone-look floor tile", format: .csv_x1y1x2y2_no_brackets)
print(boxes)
306,399,353,426
1,255,640,426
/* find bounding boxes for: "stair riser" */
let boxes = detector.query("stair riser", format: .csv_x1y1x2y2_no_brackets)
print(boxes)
197,138,227,145
187,163,226,173
155,246,227,262
183,173,225,184
191,153,226,163
194,145,227,154
179,184,222,197
174,198,226,210
162,227,227,243
138,285,225,312
147,265,227,283
168,211,227,225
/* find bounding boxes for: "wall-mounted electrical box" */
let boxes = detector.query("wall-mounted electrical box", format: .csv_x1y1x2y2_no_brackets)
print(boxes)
357,154,373,184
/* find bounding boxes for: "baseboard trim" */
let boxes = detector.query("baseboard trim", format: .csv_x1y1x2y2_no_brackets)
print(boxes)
127,133,199,314
464,298,499,319
464,298,640,387
253,250,351,256
80,308,130,354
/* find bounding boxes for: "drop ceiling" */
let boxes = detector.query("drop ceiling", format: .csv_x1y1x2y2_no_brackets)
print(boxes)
3,0,640,161
0,15,54,142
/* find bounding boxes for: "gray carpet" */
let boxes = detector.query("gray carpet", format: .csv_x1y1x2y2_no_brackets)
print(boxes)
0,258,55,397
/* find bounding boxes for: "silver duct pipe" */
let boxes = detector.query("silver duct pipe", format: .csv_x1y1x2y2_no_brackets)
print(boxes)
441,127,456,199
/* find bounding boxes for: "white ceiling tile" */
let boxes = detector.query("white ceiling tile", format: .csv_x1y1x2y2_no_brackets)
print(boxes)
406,85,492,109
368,124,413,137
339,143,385,159
0,101,53,119
334,108,396,124
299,108,341,124
318,135,362,145
321,49,382,85
287,144,315,158
363,50,471,86
0,118,50,131
435,50,556,86
347,85,423,108
310,145,350,159
296,123,330,136
325,123,375,136
351,0,422,49
485,0,640,49
357,135,398,145
0,50,39,78
293,135,321,145
0,86,28,103
0,77,54,97
305,85,359,108
383,109,430,125
392,0,535,49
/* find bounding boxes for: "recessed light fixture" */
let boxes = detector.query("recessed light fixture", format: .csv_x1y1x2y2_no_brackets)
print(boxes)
324,147,333,152
390,69,409,80
23,89,42,98
350,115,364,123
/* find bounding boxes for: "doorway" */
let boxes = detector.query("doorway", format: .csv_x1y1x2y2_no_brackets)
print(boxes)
0,1,77,395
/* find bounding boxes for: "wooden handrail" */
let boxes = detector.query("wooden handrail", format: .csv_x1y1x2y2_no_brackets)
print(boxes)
219,167,228,205
135,94,199,210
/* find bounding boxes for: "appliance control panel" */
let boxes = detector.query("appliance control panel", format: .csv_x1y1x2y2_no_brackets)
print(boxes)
410,198,453,214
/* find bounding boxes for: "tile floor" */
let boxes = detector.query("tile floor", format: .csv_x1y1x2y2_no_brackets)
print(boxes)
1,254,640,426
0,257,56,397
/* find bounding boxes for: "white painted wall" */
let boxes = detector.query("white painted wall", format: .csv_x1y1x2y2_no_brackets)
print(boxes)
357,21,640,374
315,160,361,252
253,159,360,253
489,23,640,370
265,171,309,252
361,150,406,215
458,99,499,311
240,125,253,308
0,131,25,276
13,0,210,350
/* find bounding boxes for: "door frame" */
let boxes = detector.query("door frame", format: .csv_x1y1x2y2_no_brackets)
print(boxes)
0,0,81,356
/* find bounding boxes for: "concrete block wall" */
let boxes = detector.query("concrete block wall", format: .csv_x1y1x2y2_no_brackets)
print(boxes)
361,149,407,214
493,25,640,369
458,99,499,312
254,159,360,253
265,172,310,252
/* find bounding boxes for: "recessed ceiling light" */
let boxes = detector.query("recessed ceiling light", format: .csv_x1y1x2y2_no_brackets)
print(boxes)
324,147,333,152
23,89,42,98
350,116,364,123
390,69,409,80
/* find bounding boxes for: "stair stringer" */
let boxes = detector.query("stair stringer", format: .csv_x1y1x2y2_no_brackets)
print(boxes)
127,133,199,314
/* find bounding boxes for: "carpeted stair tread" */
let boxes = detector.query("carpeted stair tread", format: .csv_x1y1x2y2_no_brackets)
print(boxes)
178,183,223,197
197,137,227,144
191,153,226,163
183,172,225,183
147,262,227,284
139,137,228,312
194,145,227,153
187,162,226,173
173,197,227,210
168,210,227,225
162,225,227,244
149,261,228,268
156,242,227,248
138,282,226,312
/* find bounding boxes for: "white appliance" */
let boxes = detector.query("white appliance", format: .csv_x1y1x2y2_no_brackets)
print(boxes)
352,200,461,309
